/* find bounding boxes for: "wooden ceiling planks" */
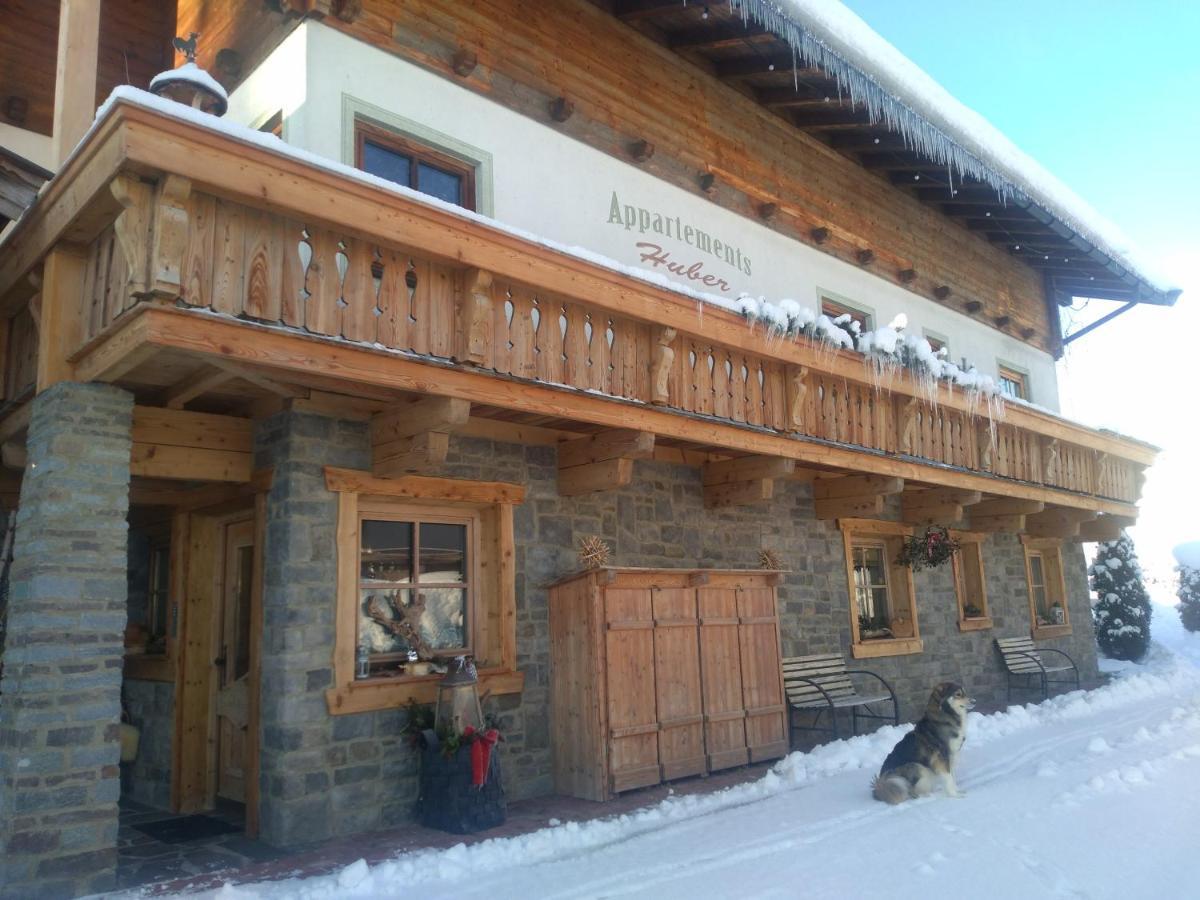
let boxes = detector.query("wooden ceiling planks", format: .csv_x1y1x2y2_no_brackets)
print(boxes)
0,0,175,137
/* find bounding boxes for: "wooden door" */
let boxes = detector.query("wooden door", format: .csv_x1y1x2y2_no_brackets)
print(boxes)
697,587,750,771
604,587,660,794
215,519,254,803
650,587,705,781
737,586,789,763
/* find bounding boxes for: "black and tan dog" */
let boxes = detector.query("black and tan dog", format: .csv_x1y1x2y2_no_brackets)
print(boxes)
872,682,973,805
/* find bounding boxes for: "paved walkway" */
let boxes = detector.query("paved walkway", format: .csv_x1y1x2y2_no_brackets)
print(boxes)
120,762,777,896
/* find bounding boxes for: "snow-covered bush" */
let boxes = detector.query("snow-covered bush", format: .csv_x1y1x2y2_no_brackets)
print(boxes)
1090,533,1152,661
1173,542,1200,632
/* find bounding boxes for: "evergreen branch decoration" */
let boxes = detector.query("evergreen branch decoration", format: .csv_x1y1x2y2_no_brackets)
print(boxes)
895,526,960,571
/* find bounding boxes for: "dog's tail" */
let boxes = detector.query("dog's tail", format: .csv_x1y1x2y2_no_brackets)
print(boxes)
871,773,911,805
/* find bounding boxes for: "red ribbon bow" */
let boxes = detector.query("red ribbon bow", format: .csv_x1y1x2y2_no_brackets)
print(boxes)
463,726,501,787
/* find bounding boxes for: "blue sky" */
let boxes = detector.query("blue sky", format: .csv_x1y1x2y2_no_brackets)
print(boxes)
841,0,1200,575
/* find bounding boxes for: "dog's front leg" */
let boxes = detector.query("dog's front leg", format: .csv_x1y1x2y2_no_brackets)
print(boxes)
941,772,965,798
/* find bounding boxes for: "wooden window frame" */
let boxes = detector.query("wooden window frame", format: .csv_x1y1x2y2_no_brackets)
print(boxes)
997,364,1030,401
124,519,184,683
1021,535,1071,639
923,329,948,357
839,518,922,658
354,120,477,211
357,503,481,667
951,531,992,631
820,295,874,335
326,467,524,714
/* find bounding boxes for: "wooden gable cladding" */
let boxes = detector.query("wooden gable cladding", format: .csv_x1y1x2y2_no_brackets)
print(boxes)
549,568,787,801
316,0,1056,353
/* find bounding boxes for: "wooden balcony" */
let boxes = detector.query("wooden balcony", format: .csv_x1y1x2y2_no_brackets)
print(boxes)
0,97,1153,536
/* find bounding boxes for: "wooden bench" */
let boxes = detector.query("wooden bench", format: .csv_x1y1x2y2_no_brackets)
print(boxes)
995,636,1080,702
782,653,899,744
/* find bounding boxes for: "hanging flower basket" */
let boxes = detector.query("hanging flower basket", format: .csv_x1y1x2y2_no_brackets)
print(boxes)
896,526,960,571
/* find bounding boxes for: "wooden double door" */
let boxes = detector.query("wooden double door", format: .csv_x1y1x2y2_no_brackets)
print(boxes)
550,569,788,801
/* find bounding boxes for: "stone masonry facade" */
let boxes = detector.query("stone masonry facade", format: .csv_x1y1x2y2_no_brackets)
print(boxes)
240,414,1099,846
0,382,133,900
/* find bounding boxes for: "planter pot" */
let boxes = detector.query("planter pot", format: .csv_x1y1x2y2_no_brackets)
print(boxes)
417,742,506,834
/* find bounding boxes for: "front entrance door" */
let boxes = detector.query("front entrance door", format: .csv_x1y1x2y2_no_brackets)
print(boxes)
215,518,254,803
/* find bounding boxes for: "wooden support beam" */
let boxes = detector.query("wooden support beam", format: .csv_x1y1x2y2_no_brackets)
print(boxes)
971,498,1045,517
557,429,654,497
1025,507,1098,539
969,514,1026,533
815,494,884,520
903,488,982,510
52,0,101,165
702,455,794,486
558,429,654,470
164,366,237,410
208,359,308,399
1074,517,1125,543
370,395,471,477
704,477,774,509
902,504,964,526
36,246,89,390
558,457,634,497
814,475,904,501
668,24,770,51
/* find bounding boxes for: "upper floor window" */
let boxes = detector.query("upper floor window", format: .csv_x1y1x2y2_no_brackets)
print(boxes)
355,121,476,211
923,331,947,356
998,364,1029,401
820,295,873,343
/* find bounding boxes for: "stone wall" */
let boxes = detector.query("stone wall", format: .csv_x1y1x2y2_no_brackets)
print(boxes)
120,680,173,810
248,417,1100,845
0,382,133,900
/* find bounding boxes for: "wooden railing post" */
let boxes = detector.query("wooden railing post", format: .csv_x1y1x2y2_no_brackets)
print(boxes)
457,267,494,365
975,421,993,473
785,365,809,433
898,397,918,455
110,174,153,298
150,175,192,299
1041,438,1059,486
650,326,676,405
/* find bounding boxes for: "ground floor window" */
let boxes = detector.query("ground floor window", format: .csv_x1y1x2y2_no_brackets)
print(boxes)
839,518,922,658
326,467,524,713
1021,535,1070,639
952,532,992,631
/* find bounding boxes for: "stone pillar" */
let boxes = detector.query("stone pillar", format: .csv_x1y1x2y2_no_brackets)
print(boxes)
0,382,133,899
254,410,369,846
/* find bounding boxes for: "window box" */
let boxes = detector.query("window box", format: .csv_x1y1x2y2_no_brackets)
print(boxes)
839,518,922,658
325,467,525,714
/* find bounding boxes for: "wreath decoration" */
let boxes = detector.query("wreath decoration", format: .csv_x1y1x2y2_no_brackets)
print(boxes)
896,525,960,571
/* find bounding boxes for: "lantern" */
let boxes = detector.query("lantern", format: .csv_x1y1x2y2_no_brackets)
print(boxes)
149,33,229,117
434,656,484,736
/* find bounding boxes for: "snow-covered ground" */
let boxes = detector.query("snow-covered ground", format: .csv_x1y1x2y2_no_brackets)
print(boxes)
138,590,1200,900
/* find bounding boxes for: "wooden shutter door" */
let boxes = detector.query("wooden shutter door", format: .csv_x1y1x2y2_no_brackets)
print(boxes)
651,587,705,781
737,586,789,762
604,587,661,793
697,587,750,771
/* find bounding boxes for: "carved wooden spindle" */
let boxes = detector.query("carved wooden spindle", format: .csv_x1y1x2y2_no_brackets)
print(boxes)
1041,438,1060,485
898,397,919,455
976,421,994,472
650,326,677,406
150,174,192,299
785,365,809,433
457,267,493,366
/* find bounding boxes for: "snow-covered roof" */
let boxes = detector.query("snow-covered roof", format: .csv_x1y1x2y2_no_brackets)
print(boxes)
731,0,1180,300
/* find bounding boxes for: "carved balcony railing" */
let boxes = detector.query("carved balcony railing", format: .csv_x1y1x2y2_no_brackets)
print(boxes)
0,97,1154,515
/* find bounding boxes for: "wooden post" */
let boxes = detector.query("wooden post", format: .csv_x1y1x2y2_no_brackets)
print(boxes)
457,267,493,365
36,246,89,391
785,365,808,433
52,0,102,166
650,326,676,405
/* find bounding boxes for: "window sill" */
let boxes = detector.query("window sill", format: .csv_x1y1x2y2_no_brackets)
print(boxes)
958,616,993,633
851,637,923,659
325,667,524,715
124,654,173,682
1032,624,1072,640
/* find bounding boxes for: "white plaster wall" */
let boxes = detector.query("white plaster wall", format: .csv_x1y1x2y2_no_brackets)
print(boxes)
227,23,1060,410
0,122,54,171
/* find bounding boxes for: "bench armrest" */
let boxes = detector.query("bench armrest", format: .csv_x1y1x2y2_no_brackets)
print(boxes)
843,669,899,706
783,675,837,710
1004,649,1048,674
1036,647,1078,671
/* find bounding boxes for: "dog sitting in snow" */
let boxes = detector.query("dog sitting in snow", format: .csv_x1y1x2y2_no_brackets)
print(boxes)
872,682,973,804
